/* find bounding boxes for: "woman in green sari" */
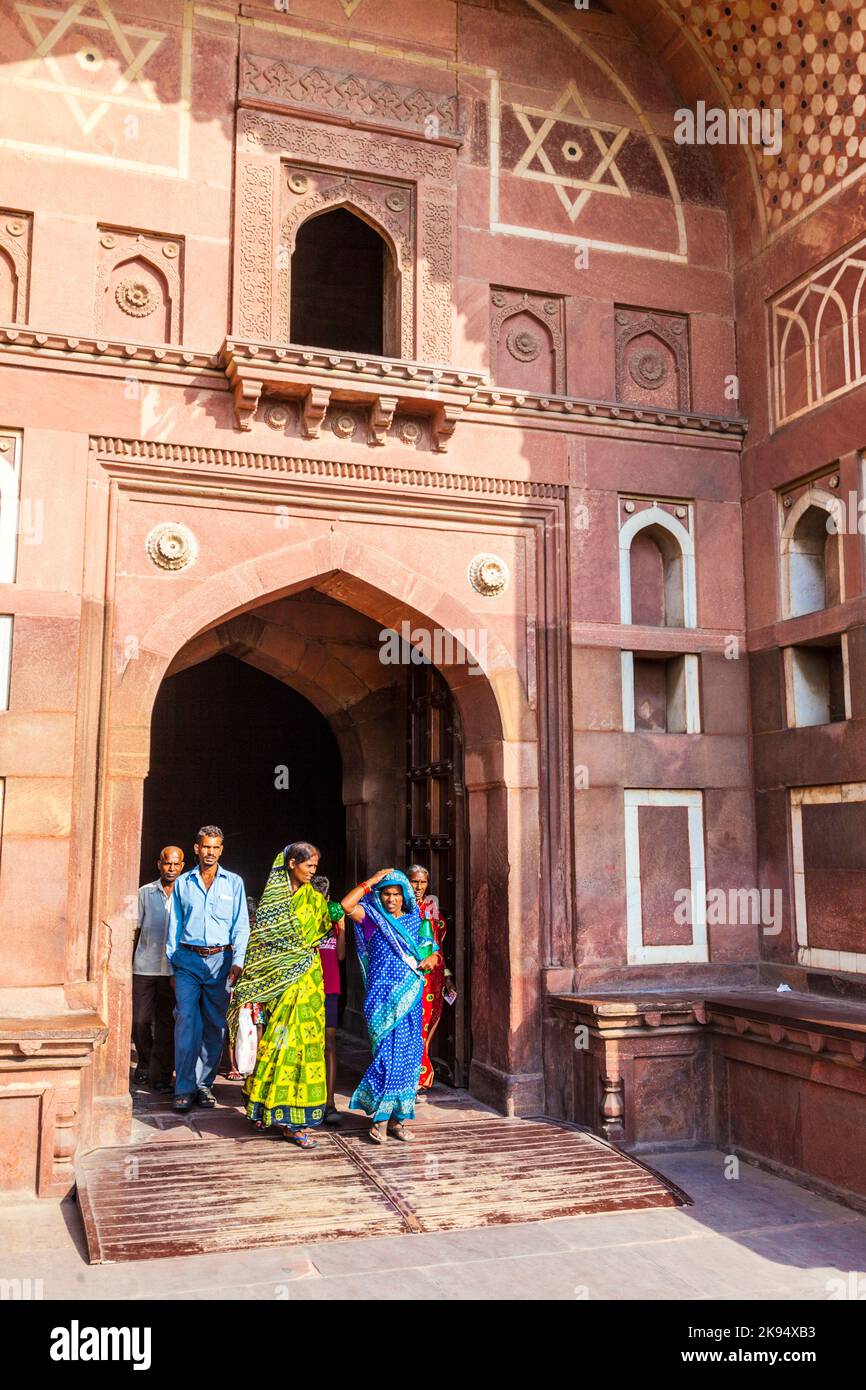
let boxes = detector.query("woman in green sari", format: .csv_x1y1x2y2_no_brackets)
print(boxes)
227,841,332,1150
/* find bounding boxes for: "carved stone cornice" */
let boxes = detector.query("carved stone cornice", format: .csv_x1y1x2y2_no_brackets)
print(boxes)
0,325,219,374
240,55,463,146
0,328,748,443
89,434,568,501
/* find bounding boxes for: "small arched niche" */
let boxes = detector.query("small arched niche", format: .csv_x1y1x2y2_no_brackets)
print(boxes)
103,255,171,343
290,207,399,356
0,248,18,321
782,496,843,618
628,523,685,627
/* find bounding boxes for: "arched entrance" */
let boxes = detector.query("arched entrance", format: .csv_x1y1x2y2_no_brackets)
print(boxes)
91,529,539,1151
129,585,477,1101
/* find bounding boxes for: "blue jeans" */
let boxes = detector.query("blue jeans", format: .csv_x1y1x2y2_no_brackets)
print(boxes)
172,948,231,1095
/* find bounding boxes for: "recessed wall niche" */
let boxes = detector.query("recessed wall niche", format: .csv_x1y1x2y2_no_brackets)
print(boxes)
95,227,183,344
490,287,565,396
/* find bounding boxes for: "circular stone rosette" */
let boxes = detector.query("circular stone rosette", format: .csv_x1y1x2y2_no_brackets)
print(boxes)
115,279,157,317
628,349,667,390
468,553,509,598
506,327,540,362
146,522,198,572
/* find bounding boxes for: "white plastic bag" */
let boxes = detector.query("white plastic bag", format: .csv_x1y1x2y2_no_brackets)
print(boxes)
235,1006,258,1076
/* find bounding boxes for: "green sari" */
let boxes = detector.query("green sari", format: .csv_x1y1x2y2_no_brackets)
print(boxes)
228,856,332,1130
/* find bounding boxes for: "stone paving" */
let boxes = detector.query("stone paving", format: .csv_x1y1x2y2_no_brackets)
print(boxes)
2,1072,865,1300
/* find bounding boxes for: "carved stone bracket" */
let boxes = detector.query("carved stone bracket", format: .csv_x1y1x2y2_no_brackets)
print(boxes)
369,395,398,446
301,386,331,440
221,340,479,444
432,403,464,453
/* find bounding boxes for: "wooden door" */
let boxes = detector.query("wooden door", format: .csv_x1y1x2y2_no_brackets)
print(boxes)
405,662,469,1086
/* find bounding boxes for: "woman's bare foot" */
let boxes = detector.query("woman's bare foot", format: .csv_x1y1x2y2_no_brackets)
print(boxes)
369,1121,386,1144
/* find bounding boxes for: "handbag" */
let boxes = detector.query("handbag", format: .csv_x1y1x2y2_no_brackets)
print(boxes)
235,1005,258,1076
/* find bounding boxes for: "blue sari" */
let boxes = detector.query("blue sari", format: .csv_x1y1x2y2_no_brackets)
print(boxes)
349,871,435,1123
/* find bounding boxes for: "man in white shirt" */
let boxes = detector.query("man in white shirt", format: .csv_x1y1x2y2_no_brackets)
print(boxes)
133,846,184,1092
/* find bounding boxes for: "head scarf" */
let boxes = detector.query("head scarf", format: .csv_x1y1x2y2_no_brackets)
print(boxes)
355,870,435,985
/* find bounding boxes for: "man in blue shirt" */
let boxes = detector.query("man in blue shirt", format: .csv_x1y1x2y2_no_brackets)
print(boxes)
166,825,249,1113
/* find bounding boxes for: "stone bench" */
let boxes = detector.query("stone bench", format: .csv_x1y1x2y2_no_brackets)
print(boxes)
545,989,866,1209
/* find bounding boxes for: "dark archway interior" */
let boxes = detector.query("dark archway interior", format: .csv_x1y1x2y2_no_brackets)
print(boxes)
140,654,345,901
290,207,387,355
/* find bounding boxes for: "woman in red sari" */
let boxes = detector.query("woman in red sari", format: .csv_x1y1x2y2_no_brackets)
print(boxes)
407,864,456,1097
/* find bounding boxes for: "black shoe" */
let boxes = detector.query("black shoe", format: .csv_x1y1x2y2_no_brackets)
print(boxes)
173,1093,195,1112
196,1086,217,1108
323,1105,341,1126
133,1067,149,1084
152,1081,173,1094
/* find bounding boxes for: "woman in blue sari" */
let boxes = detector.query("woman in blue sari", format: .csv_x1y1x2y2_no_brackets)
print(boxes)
341,868,439,1143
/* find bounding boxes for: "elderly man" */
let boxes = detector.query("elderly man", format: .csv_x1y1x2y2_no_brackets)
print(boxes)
166,825,249,1113
132,845,184,1092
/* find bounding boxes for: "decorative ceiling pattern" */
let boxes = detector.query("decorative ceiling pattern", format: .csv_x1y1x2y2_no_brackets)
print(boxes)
670,0,866,233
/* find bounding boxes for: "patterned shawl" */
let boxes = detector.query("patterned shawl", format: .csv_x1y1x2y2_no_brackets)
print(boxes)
227,854,330,1041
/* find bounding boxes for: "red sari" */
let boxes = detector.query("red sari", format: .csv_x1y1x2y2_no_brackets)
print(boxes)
418,897,446,1090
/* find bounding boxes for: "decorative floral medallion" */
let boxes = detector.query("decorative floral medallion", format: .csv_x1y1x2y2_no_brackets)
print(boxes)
162,243,179,259
5,220,24,237
115,279,158,318
332,413,357,439
264,403,290,430
628,349,667,390
288,172,309,194
399,419,422,444
468,553,509,597
491,291,507,308
146,522,197,571
385,190,407,213
506,327,541,362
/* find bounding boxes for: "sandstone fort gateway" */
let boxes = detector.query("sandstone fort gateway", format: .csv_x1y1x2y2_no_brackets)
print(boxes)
1,0,866,1232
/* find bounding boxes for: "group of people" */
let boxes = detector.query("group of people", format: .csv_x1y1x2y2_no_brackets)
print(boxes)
131,825,456,1148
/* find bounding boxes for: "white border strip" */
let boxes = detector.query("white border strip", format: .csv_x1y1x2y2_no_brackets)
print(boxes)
624,788,707,965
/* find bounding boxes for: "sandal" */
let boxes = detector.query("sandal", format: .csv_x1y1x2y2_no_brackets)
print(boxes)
368,1122,386,1145
387,1121,414,1142
283,1127,317,1149
226,1070,244,1081
323,1104,341,1126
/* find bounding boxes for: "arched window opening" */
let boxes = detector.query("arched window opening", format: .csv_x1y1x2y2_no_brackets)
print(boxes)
629,524,685,628
785,502,841,617
290,207,397,356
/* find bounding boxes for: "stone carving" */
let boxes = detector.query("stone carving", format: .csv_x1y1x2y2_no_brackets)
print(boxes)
468,553,510,597
279,172,414,357
264,403,291,430
241,110,456,183
615,307,689,410
628,349,667,391
301,387,331,439
0,209,32,322
241,57,461,141
332,412,357,439
115,279,158,317
398,419,423,446
93,436,570,498
369,396,398,446
236,163,274,340
507,327,541,363
491,288,565,396
420,196,454,363
95,228,182,342
146,522,197,571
